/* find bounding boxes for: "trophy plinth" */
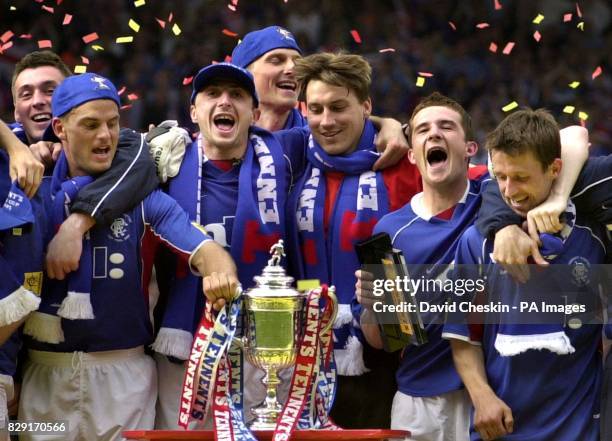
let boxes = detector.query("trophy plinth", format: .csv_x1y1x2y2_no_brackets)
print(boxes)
243,240,306,430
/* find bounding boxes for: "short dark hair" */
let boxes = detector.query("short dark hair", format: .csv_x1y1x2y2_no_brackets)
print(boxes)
486,108,560,170
408,92,474,141
293,52,371,102
12,51,71,94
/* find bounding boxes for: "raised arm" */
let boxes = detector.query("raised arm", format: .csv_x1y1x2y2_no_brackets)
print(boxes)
369,115,409,171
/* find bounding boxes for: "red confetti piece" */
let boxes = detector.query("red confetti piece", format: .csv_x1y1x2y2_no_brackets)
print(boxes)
117,86,126,96
222,29,238,37
168,12,173,22
576,3,582,18
182,76,193,86
19,34,32,39
350,29,362,44
57,0,63,4
476,23,490,29
120,104,133,110
379,48,396,53
34,0,44,2
502,42,515,54
127,93,139,101
533,30,541,42
63,14,72,25
38,40,52,48
0,31,14,43
494,0,502,10
224,55,232,63
592,66,602,79
156,19,166,29
448,21,457,31
232,0,238,4
563,13,572,22
1,41,13,52
41,5,54,13
489,42,498,53
81,56,89,64
228,4,236,11
418,72,434,77
82,33,99,44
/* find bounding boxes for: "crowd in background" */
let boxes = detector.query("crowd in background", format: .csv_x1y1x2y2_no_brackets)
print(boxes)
0,0,610,161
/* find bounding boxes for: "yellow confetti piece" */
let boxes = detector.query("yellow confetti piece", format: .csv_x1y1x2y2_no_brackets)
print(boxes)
91,45,104,51
568,81,580,89
578,111,588,120
74,65,87,74
563,106,575,114
128,19,140,32
502,101,518,112
172,23,181,36
416,76,425,87
116,36,134,44
577,21,584,31
532,14,544,24
134,0,145,6
10,6,16,10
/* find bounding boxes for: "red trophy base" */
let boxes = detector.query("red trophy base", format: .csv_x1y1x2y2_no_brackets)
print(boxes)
123,429,410,440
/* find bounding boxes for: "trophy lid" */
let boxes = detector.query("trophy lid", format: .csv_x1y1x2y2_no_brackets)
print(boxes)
248,240,300,296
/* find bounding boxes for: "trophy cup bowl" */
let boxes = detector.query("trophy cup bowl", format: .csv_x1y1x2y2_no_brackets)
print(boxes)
240,240,337,431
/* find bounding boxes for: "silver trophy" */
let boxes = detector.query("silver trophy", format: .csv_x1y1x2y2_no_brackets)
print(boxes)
240,240,337,430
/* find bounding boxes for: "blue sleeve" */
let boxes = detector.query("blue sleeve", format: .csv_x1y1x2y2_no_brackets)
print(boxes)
70,129,160,225
143,190,211,256
475,179,522,239
571,155,612,223
273,127,309,182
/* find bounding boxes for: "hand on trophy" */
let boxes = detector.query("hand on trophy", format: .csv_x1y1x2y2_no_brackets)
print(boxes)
202,272,240,311
355,269,377,311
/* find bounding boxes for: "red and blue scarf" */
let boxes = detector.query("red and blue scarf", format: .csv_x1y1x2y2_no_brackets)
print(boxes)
287,120,390,375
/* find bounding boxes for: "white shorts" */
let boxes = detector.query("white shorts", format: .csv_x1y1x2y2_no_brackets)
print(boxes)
18,346,156,441
154,353,292,428
391,389,471,441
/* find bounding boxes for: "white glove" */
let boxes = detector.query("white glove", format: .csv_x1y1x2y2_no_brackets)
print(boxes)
146,120,190,183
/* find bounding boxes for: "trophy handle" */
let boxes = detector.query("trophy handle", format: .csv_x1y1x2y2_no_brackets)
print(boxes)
321,285,338,334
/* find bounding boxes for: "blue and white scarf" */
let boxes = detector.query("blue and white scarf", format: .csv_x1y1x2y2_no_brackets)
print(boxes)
153,126,287,359
287,120,389,375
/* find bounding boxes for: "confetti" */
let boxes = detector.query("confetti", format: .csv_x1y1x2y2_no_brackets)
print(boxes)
82,32,99,44
182,76,193,86
476,23,490,29
563,106,575,114
134,0,145,6
489,42,498,53
91,45,104,51
62,14,72,25
10,6,16,11
41,5,54,13
502,101,518,112
171,23,181,36
494,0,502,10
576,3,582,18
116,36,134,43
0,31,14,43
416,77,425,87
228,4,236,11
592,66,602,79
117,86,127,95
0,41,13,52
378,48,395,53
120,104,133,110
19,34,32,39
81,56,89,64
350,29,362,44
502,42,515,54
577,22,584,31
569,81,580,88
38,40,52,48
223,55,232,63
127,93,139,101
156,19,166,29
533,30,541,42
222,29,238,37
168,12,173,22
418,72,434,77
129,19,140,32
57,0,63,5
532,14,544,24
74,65,87,74
448,21,457,31
563,13,572,22
578,111,588,120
